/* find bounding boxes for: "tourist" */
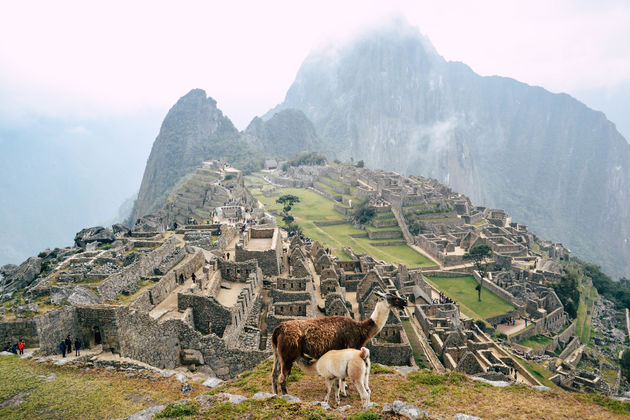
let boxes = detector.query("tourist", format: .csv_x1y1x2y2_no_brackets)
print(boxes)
65,335,72,354
11,344,17,354
191,273,196,284
60,340,66,358
226,252,230,260
74,338,81,356
17,338,24,355
3,342,10,352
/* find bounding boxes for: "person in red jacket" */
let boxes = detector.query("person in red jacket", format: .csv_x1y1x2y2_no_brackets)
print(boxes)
17,339,25,355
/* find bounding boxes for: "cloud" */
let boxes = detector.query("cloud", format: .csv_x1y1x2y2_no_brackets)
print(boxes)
0,1,628,129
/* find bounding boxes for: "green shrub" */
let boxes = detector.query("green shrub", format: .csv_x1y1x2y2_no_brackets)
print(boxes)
156,401,199,418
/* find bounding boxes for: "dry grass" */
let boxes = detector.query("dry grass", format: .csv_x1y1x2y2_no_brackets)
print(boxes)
0,355,204,420
208,359,630,419
1,355,628,419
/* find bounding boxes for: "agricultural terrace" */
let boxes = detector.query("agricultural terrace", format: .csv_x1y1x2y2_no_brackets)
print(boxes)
245,175,436,267
423,275,515,319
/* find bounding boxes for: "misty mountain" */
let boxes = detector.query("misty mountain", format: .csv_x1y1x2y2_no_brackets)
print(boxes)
130,89,262,222
267,24,630,278
574,81,630,144
0,112,161,266
244,108,326,159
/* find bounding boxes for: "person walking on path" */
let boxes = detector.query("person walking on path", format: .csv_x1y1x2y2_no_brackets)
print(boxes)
191,273,196,284
65,335,72,355
74,338,81,356
17,339,24,355
60,341,66,358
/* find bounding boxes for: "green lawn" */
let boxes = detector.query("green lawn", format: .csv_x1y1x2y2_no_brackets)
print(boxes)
246,178,435,267
576,280,597,345
518,335,553,350
423,275,515,319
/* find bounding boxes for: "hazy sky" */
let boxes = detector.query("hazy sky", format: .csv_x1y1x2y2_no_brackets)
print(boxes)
1,0,629,129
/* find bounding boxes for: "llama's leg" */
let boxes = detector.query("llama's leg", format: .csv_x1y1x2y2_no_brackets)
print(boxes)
279,360,293,395
364,364,371,395
355,380,370,410
332,377,341,407
324,378,334,405
339,378,348,397
272,354,281,394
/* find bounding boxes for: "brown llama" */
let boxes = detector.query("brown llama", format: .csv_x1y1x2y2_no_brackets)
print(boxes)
271,291,406,394
297,347,371,409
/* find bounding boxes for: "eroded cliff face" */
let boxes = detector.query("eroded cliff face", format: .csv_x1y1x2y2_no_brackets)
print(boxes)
268,25,630,277
130,89,241,222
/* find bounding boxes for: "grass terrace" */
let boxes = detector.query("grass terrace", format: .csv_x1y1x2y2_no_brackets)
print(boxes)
518,335,553,351
423,275,515,319
245,177,436,267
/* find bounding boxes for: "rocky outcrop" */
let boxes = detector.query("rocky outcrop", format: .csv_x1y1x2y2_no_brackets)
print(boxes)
0,257,42,301
74,227,114,248
267,22,630,278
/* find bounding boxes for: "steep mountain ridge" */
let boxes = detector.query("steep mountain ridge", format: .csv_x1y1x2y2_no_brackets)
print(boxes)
131,89,250,222
267,25,630,278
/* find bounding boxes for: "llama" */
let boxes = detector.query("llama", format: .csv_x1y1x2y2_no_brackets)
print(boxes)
298,347,371,409
271,291,406,394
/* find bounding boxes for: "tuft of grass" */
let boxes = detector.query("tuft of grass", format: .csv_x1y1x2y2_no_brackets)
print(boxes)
156,401,199,418
349,410,383,420
580,393,630,415
370,364,394,374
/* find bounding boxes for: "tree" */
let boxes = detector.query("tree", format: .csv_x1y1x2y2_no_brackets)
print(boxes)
463,244,492,301
356,160,365,168
276,194,300,207
352,201,376,225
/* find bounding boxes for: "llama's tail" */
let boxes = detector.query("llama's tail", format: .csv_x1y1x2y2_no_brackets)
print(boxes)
359,347,370,364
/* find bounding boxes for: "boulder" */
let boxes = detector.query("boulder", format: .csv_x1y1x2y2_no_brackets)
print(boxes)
112,223,131,235
74,227,114,248
181,349,204,365
133,215,166,233
383,400,429,419
14,303,39,317
0,257,42,301
67,286,103,305
202,377,223,388
115,404,166,420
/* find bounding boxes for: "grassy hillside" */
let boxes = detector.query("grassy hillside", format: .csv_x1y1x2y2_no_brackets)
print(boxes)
2,355,629,419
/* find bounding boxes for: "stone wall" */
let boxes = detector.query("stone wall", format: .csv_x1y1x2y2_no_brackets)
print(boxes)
557,321,576,345
75,306,121,352
131,251,205,312
178,293,231,336
0,319,39,348
235,229,281,276
97,237,179,301
35,307,79,354
368,338,413,366
559,336,581,360
218,259,258,282
472,271,519,307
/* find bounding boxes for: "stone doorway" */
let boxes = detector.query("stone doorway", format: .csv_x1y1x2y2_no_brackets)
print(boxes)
93,326,102,345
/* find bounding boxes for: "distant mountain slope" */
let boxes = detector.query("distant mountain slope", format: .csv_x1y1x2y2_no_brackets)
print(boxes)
268,24,630,278
130,89,259,222
244,108,326,158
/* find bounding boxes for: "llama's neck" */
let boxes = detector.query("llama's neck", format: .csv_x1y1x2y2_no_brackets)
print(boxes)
369,301,390,333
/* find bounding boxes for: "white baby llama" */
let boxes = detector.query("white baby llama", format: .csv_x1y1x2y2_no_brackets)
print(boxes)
298,347,371,409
